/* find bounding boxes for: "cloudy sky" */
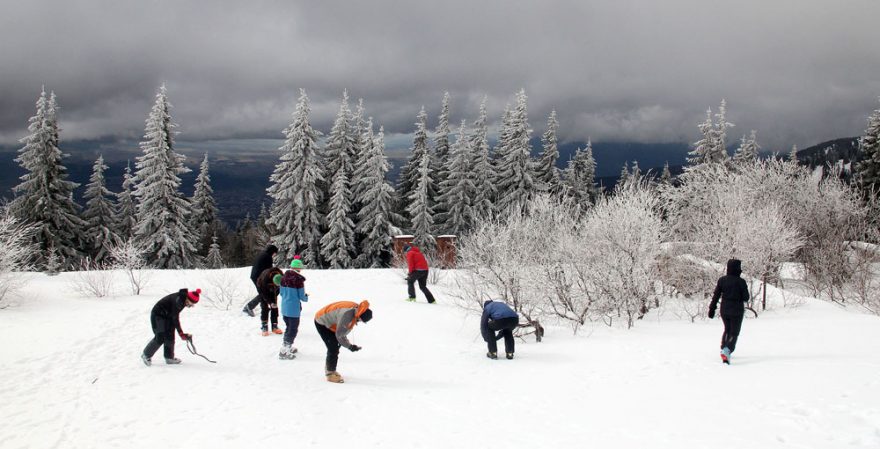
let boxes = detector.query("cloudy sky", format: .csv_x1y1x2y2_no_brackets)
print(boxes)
1,0,879,154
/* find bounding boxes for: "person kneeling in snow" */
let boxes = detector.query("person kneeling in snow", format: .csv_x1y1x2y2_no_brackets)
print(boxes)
708,258,751,364
313,300,372,383
141,288,200,366
278,258,309,360
481,300,519,360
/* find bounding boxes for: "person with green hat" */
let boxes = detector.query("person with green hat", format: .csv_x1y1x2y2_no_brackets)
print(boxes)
278,256,309,359
255,267,284,336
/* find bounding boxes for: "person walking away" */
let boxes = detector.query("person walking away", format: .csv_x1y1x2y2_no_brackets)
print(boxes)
278,258,309,359
313,300,373,383
403,244,436,303
141,288,200,366
242,244,278,316
708,258,751,364
255,267,284,336
480,300,519,360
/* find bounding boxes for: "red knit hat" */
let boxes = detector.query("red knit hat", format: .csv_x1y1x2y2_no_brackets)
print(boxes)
187,288,201,303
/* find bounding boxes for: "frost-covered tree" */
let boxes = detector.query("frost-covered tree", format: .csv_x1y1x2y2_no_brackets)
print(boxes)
562,140,598,206
733,130,760,166
350,99,368,217
687,100,734,167
616,161,630,190
432,92,452,229
535,110,561,195
437,120,477,236
205,234,224,269
322,90,356,206
354,125,402,267
82,155,120,264
190,153,218,255
397,107,431,227
266,89,324,265
789,144,799,165
659,161,673,186
320,162,355,268
408,140,435,249
0,204,37,305
132,85,198,269
11,89,86,269
470,97,495,217
856,98,880,197
116,162,138,241
495,90,536,214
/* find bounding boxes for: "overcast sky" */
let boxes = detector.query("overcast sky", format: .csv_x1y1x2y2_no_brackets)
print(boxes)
1,0,879,153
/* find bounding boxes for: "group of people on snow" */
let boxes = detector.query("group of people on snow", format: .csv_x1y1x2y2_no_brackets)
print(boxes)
139,240,750,380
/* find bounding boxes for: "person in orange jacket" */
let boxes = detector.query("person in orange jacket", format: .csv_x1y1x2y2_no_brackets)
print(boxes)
313,300,372,383
403,244,436,303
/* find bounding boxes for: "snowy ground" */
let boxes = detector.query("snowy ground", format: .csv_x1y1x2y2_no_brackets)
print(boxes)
0,268,878,449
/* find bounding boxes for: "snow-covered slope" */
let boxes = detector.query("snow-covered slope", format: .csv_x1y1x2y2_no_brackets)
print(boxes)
0,268,878,449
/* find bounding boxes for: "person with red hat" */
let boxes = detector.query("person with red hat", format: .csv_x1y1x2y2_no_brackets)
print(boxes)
313,300,372,383
141,288,200,366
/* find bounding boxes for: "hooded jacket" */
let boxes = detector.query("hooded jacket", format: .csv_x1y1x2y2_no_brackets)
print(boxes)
280,270,308,318
150,289,188,336
480,300,519,339
314,300,370,349
405,245,429,273
709,259,751,316
250,244,278,284
256,267,283,302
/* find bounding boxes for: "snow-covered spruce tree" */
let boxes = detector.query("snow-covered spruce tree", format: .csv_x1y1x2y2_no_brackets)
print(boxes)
350,99,368,220
407,141,436,249
431,92,452,232
687,100,733,168
495,90,537,215
732,130,760,166
535,110,561,195
205,234,224,269
659,161,673,186
396,107,431,228
82,155,120,265
132,85,199,269
856,98,880,198
470,97,495,218
562,140,599,207
11,89,86,269
616,161,630,191
266,89,325,265
437,120,477,236
116,162,138,241
0,204,37,306
320,162,355,268
190,153,219,257
789,145,799,165
322,90,356,208
354,125,402,267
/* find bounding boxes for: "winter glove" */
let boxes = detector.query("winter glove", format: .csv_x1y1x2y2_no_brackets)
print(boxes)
707,309,715,319
180,332,192,341
349,345,362,352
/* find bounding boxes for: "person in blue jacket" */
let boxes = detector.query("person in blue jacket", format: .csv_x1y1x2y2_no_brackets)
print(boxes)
480,300,520,360
278,257,309,360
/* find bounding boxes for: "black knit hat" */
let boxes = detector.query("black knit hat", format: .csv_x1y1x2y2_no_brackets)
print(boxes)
360,308,373,323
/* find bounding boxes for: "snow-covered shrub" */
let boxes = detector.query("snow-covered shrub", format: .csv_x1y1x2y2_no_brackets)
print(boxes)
656,254,717,322
203,269,244,311
70,258,115,298
0,205,37,306
108,239,152,295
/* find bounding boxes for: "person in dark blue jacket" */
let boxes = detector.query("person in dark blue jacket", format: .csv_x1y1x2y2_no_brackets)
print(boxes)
708,258,751,364
480,300,520,360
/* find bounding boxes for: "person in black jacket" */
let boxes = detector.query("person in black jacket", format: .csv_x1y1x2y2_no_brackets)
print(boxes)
255,267,284,336
141,288,200,366
242,244,279,316
708,259,750,364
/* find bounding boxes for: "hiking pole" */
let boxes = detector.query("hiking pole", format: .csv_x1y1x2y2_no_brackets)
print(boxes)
186,336,217,363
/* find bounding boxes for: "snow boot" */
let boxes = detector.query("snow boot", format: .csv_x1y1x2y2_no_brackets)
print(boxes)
261,322,270,336
720,347,731,365
487,352,498,360
242,305,255,317
406,297,416,302
262,330,270,337
326,371,344,383
272,327,283,335
165,357,182,365
279,344,297,360
506,352,515,360
141,353,151,367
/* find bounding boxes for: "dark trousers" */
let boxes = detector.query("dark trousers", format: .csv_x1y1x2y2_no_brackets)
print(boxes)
259,297,279,329
143,316,175,359
283,316,300,346
486,317,519,354
407,270,436,303
315,321,341,372
245,280,260,310
720,313,744,353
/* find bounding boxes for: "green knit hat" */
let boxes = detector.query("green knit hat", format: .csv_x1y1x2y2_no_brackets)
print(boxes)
272,274,282,286
290,259,304,269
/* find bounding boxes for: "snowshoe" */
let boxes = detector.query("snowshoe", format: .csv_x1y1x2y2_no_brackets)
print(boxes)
242,306,255,317
326,371,344,383
165,357,182,365
141,353,152,367
487,352,498,360
506,352,515,360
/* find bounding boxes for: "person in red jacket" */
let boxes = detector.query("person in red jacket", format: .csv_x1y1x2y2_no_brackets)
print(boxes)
403,244,436,303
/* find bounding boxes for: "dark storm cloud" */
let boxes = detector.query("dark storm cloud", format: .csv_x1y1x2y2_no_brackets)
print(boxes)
1,0,879,152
